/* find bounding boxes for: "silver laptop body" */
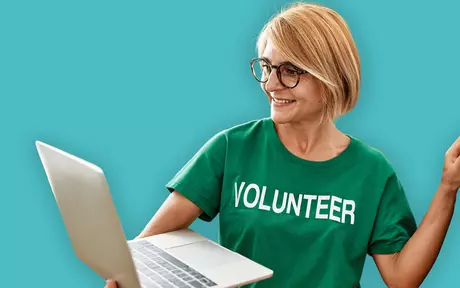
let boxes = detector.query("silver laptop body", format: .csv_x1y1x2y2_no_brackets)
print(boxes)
35,141,273,288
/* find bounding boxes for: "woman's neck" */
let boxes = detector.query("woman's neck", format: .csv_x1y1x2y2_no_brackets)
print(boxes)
274,119,350,162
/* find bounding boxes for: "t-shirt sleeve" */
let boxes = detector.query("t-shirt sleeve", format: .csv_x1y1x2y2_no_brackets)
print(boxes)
367,172,417,255
165,131,227,222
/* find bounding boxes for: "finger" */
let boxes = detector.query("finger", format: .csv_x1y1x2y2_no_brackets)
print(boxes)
445,136,460,164
105,279,118,288
454,150,460,168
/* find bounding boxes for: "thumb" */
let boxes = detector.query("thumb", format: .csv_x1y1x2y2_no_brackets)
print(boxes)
446,136,460,164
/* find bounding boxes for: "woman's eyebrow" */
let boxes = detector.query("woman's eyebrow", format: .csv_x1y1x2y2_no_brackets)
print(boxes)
260,56,271,62
260,57,295,66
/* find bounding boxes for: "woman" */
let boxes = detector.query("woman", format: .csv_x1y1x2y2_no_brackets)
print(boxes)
106,2,460,287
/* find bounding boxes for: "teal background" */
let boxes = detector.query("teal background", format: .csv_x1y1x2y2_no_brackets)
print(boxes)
1,0,459,287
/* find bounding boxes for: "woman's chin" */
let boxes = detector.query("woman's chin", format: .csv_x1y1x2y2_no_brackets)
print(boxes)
270,109,295,124
270,106,323,124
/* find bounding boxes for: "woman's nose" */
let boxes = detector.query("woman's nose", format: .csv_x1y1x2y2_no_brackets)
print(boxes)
264,69,283,91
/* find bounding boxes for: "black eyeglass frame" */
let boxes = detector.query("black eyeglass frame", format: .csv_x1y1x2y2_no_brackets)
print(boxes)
250,57,309,88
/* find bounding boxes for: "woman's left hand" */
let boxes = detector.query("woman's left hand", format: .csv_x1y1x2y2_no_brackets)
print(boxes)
441,137,460,194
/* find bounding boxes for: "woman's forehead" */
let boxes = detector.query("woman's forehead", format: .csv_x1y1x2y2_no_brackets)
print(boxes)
261,40,288,65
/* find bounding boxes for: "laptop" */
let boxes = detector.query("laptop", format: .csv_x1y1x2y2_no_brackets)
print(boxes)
35,141,273,288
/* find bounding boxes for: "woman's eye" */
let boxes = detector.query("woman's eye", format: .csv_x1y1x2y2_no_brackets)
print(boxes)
285,68,298,75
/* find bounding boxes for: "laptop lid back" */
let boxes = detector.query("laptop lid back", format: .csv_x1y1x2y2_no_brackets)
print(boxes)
36,141,140,288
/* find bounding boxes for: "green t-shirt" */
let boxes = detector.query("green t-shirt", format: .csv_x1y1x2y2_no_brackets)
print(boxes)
166,117,417,288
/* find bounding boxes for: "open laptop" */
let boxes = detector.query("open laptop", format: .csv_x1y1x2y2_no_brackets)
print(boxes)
35,141,273,288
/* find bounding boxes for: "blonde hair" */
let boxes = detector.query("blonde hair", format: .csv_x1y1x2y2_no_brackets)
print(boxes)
257,2,361,122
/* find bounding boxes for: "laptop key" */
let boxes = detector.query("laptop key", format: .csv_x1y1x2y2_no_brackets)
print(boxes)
199,278,217,287
158,252,189,269
181,276,193,282
152,278,173,288
140,241,162,253
163,274,176,281
164,263,176,270
146,262,158,269
188,280,206,288
145,252,160,260
175,272,188,279
133,241,218,288
157,270,170,276
183,267,196,273
152,266,164,272
170,278,187,286
190,271,202,278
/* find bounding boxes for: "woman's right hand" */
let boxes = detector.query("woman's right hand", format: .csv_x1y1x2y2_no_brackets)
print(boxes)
104,279,118,288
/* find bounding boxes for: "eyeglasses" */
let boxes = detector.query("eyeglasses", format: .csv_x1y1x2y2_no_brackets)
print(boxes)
250,57,309,89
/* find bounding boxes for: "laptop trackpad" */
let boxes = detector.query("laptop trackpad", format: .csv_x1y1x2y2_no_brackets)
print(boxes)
166,240,242,271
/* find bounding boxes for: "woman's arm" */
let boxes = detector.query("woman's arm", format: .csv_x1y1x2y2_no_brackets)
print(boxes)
373,137,460,288
136,190,203,239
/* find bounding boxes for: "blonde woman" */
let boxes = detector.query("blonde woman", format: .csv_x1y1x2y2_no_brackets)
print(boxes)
106,2,460,287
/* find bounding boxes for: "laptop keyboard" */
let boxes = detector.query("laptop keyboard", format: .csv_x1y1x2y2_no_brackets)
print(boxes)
128,240,218,288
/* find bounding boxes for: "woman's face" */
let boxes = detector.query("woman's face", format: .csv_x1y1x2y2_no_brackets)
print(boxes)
261,39,324,124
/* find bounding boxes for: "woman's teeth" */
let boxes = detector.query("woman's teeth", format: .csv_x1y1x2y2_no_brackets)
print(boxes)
273,97,296,104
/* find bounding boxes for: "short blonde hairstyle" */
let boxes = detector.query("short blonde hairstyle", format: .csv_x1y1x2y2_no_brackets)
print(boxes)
257,2,361,122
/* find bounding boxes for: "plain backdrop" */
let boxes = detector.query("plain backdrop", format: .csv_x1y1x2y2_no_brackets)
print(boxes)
1,0,459,287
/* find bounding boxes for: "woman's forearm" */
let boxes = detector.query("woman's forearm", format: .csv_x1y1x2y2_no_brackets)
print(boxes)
394,183,457,287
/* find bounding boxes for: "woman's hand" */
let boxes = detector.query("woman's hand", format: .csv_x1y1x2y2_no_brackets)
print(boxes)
441,137,460,194
104,279,117,288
